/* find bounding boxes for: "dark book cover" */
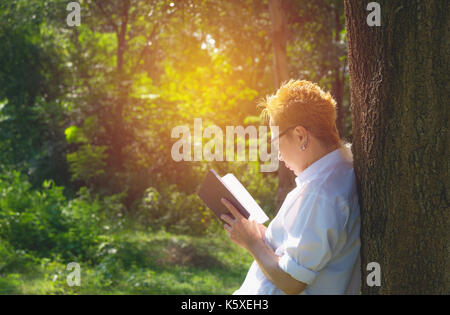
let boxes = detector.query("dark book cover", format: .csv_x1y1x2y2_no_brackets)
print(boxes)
197,170,251,223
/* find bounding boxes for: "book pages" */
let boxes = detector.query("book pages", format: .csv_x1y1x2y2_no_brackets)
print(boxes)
221,174,269,224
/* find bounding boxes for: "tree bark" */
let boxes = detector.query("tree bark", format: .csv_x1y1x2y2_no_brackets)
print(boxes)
268,0,296,211
345,0,449,294
113,0,131,173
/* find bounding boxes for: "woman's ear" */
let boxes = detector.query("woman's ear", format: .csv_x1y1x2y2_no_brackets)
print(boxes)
293,125,307,142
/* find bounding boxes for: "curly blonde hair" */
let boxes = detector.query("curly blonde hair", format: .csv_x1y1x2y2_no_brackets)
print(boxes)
259,79,340,147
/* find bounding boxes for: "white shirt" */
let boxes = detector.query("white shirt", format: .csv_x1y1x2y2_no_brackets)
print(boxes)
233,145,361,295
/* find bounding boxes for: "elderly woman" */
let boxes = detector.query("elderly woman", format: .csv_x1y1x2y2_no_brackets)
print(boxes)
220,80,361,295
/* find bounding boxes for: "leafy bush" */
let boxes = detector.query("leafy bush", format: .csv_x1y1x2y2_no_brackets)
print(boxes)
0,170,124,262
136,184,219,236
0,171,66,255
0,239,15,272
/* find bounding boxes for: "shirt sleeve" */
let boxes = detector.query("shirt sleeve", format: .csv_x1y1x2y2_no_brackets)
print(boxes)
277,192,348,285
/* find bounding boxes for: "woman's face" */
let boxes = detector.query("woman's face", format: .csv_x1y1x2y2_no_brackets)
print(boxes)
271,122,308,176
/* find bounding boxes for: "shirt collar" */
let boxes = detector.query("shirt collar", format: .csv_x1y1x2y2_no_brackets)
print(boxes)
294,148,343,186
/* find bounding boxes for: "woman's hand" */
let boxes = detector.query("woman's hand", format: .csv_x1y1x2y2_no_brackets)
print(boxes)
257,224,267,239
220,198,266,251
221,198,306,294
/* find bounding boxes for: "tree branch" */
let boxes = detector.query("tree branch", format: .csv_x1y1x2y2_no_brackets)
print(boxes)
93,1,118,33
131,22,161,75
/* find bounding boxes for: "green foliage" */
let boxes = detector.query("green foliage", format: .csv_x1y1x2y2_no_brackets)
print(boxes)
66,144,108,183
0,1,72,188
0,171,65,255
0,171,123,262
0,229,253,294
136,185,219,236
65,126,87,145
0,239,16,272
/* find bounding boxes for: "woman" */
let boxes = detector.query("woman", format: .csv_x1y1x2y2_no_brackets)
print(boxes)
220,80,361,295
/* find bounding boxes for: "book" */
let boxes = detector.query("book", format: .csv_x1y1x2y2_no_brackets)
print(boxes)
197,170,269,224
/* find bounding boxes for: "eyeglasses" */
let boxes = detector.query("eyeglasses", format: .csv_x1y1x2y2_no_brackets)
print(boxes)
271,125,298,144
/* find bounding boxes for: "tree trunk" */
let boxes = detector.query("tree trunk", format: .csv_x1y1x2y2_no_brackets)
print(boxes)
113,0,131,173
345,0,449,294
268,0,296,211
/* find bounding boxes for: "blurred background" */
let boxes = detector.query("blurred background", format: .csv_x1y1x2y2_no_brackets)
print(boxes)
0,0,352,294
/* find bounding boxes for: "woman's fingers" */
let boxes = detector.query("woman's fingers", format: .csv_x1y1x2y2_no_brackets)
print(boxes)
221,198,244,221
221,215,234,238
220,214,235,225
223,223,232,238
258,224,267,234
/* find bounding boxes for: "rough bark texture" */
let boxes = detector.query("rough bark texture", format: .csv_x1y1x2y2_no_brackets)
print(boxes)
344,0,449,294
268,0,296,210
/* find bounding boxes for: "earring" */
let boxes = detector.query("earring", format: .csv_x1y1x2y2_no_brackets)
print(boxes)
300,136,308,151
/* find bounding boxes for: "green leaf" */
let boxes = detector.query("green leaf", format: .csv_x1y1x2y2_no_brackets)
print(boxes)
64,126,87,144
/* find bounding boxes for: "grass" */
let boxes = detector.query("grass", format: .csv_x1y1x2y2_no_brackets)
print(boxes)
0,228,254,294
